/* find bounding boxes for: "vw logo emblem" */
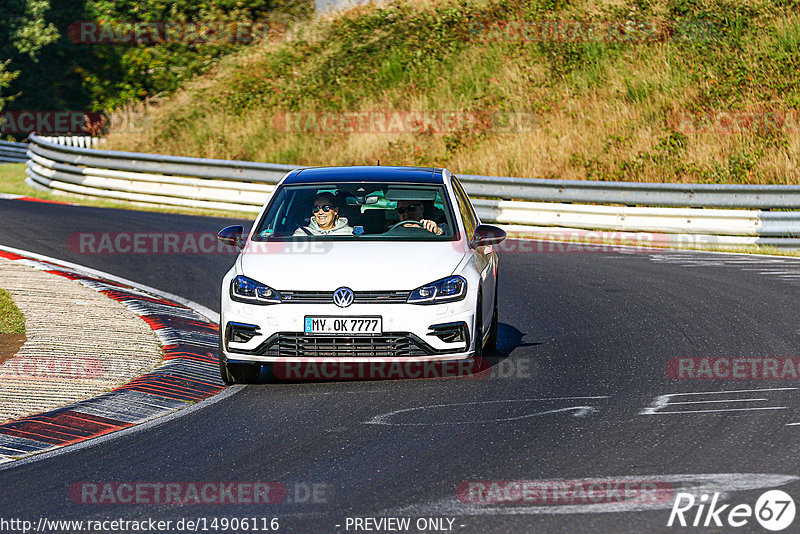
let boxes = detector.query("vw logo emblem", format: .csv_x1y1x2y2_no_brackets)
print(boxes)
333,287,354,308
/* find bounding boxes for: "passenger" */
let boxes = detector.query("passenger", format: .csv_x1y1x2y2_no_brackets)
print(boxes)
396,200,444,235
294,192,353,236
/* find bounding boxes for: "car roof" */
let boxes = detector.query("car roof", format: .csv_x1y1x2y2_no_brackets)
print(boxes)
282,166,444,185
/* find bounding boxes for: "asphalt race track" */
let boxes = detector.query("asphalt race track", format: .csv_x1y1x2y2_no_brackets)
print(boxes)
2,198,800,533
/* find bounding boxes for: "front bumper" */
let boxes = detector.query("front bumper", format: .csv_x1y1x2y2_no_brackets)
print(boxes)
220,299,476,364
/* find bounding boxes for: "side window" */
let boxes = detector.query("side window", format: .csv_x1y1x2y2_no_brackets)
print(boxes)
451,177,477,240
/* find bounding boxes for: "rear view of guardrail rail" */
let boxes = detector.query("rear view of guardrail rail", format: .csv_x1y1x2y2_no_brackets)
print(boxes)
37,135,100,148
0,140,28,163
21,133,800,249
25,134,295,212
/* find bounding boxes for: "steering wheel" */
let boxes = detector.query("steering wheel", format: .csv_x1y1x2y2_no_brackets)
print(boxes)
294,224,313,236
387,219,425,232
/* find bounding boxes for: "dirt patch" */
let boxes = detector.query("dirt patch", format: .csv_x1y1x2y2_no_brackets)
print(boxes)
0,333,26,365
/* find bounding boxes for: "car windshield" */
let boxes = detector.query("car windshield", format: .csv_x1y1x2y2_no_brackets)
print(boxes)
252,182,457,241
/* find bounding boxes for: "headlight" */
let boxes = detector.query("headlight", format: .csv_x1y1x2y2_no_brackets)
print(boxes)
407,275,466,304
230,275,281,305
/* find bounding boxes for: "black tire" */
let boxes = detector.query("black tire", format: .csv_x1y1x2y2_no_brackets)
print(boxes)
218,331,261,384
474,292,484,359
485,281,498,354
227,362,261,384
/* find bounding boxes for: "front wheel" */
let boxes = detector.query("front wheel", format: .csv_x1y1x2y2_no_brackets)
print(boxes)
218,333,261,384
219,359,261,385
474,293,483,359
485,282,498,354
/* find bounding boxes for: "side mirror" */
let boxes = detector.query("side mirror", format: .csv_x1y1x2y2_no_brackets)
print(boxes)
470,224,506,249
218,225,245,250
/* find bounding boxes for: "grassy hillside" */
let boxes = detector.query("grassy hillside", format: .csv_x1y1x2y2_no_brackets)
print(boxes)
105,0,800,184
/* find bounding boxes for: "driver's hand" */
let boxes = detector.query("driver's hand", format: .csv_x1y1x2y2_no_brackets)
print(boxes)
420,219,443,235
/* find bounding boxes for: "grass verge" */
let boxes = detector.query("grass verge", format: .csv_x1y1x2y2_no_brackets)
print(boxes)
0,288,24,335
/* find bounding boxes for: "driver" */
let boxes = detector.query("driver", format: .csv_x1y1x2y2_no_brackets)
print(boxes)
294,192,353,236
396,200,443,235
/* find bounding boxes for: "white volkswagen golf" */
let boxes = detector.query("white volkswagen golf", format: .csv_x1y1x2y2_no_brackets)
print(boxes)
217,166,505,383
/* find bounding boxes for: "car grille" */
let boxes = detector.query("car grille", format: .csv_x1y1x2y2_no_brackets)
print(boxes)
279,290,409,304
253,333,431,358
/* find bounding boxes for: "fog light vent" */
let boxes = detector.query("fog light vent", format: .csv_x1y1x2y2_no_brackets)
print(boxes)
428,321,468,345
226,322,261,344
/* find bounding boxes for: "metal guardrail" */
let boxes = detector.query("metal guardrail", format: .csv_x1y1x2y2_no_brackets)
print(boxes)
316,0,371,14
0,140,28,163
460,174,800,209
25,134,290,212
23,134,800,209
21,133,800,248
29,134,295,181
36,136,100,148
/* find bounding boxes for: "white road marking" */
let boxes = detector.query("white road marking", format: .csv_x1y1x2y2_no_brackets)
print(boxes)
648,252,800,287
668,398,768,405
648,407,787,414
640,388,797,415
717,260,789,264
365,397,609,426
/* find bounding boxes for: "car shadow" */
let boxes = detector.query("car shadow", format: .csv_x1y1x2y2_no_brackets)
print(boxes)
479,322,542,372
495,322,541,356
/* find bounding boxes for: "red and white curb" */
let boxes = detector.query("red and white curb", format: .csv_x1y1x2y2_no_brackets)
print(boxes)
0,193,71,204
0,246,224,464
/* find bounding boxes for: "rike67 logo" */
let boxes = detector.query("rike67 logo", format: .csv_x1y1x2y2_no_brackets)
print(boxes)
668,490,795,531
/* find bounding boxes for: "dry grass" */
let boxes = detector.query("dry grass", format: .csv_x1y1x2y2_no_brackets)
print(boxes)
102,0,800,185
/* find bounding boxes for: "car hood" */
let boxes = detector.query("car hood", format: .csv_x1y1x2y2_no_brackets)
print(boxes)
238,240,466,291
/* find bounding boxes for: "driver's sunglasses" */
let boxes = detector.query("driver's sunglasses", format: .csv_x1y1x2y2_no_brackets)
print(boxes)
312,205,335,213
397,204,422,214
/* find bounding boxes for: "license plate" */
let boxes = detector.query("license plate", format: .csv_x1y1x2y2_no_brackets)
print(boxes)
304,316,382,335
